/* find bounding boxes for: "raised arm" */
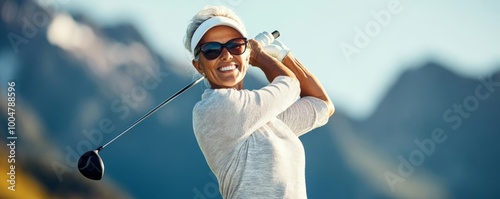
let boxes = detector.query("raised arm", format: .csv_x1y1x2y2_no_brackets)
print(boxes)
248,39,296,82
253,32,334,116
281,53,335,116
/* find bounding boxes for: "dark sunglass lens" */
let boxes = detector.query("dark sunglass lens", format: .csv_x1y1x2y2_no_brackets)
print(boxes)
227,39,247,55
201,42,222,60
203,49,222,60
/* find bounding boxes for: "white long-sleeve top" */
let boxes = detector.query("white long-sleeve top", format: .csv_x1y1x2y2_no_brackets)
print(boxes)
193,76,330,199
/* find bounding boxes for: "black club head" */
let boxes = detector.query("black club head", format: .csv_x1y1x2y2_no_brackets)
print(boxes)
78,150,104,180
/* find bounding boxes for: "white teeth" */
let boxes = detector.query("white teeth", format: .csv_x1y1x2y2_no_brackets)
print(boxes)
219,65,236,72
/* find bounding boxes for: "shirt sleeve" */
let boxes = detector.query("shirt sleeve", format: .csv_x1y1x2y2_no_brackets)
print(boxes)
193,76,301,140
277,96,330,137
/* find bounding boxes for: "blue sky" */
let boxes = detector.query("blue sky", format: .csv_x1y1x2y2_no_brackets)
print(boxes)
53,0,500,119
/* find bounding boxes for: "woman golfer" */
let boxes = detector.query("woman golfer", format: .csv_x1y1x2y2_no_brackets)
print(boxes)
186,5,334,198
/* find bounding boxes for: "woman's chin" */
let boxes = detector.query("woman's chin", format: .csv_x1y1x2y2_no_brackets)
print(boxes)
212,77,244,89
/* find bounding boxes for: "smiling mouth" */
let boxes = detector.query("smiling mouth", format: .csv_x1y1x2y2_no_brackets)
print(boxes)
218,64,238,72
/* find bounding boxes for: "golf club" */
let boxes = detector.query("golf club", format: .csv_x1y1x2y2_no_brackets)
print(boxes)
78,30,280,180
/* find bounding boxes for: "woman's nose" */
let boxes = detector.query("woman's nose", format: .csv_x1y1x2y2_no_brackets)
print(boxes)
219,48,233,61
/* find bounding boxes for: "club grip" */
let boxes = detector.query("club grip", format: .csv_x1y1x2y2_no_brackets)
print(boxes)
271,30,280,39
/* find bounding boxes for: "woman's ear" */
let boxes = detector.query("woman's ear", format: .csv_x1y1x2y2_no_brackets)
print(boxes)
192,59,203,75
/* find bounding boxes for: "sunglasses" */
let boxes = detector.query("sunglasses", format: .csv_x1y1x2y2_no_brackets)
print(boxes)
195,38,248,60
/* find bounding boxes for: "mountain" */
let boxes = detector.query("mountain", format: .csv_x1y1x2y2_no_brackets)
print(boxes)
342,62,500,199
1,0,499,198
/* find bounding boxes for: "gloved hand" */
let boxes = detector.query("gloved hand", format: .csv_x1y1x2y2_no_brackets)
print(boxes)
264,40,290,62
254,31,290,62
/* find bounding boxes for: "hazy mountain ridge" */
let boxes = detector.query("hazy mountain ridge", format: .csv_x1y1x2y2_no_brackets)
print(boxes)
345,62,500,198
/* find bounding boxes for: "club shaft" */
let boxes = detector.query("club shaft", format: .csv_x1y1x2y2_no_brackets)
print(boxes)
98,76,205,151
97,30,280,151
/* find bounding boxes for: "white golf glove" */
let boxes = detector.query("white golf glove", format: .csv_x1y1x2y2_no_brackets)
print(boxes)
254,31,274,46
254,31,290,62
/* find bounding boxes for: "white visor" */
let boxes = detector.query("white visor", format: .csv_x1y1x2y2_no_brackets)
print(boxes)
190,16,248,55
